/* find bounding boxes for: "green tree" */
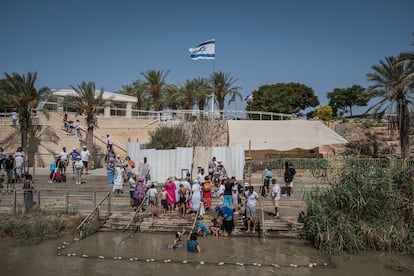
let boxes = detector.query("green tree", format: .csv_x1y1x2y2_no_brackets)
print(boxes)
162,84,180,110
316,105,334,121
0,72,50,151
209,71,241,111
118,80,151,110
246,82,319,115
179,78,210,110
146,125,188,150
70,81,104,150
327,85,368,117
141,69,170,111
365,56,414,159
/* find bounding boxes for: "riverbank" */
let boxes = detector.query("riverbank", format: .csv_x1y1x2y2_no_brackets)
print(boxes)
0,210,82,244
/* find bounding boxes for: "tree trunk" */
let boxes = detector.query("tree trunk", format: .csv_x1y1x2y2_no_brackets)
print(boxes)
87,127,94,152
399,102,410,159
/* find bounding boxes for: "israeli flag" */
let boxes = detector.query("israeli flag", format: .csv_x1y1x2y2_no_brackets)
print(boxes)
189,39,215,60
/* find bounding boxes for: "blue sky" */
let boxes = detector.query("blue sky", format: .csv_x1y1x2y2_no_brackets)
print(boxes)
1,0,413,114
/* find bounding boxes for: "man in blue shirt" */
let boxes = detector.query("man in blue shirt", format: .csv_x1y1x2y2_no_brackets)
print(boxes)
216,205,234,237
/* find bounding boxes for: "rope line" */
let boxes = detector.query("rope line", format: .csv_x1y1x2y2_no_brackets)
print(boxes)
56,239,332,269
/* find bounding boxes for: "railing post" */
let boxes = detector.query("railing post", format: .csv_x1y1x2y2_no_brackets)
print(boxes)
108,193,111,215
93,191,96,208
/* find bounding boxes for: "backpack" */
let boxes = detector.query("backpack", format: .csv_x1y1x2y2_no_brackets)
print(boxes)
203,181,211,192
54,170,62,182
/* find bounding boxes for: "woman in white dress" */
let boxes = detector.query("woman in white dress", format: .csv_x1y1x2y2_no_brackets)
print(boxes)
113,164,124,194
191,180,202,212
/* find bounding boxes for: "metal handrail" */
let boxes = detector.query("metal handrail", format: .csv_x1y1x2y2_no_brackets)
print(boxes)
123,199,147,236
77,191,111,238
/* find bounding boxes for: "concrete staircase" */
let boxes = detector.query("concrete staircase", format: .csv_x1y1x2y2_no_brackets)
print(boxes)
99,196,304,238
0,111,164,167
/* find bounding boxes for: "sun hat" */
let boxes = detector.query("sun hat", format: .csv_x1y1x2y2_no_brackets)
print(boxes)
76,155,81,159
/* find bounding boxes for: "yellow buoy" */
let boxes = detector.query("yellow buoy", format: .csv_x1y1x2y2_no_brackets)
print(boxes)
62,246,66,249
134,258,138,261
71,253,76,257
272,264,280,268
129,258,134,261
150,258,155,262
218,262,224,266
200,261,205,265
67,254,71,257
57,247,61,250
308,263,313,268
98,256,105,259
290,264,298,268
146,259,150,262
82,255,88,258
182,260,188,264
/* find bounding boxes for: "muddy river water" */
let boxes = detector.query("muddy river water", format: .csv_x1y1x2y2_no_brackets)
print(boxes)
1,232,413,276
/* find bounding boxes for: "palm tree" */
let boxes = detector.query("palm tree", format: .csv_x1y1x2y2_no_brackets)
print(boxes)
1,72,50,152
162,84,180,110
366,56,414,159
141,69,170,111
179,77,211,111
70,81,104,150
193,77,210,111
118,80,151,110
209,71,241,111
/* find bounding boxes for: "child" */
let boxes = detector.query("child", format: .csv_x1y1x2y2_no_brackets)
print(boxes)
271,178,281,218
169,228,186,249
178,184,187,217
196,221,209,238
209,217,222,237
148,184,158,217
160,186,168,216
129,173,137,209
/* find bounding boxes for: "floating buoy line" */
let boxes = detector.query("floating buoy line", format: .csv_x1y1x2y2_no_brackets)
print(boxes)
56,238,333,269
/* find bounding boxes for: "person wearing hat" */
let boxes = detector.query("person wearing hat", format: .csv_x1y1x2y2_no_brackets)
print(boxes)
80,146,91,175
73,155,84,185
69,148,79,174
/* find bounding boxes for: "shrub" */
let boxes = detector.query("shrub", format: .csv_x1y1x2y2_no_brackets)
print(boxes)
304,159,414,254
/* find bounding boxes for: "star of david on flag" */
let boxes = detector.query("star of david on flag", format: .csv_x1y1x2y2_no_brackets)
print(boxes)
189,39,215,60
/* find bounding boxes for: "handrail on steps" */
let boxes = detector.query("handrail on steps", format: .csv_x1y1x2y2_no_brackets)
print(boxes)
123,198,147,236
77,191,111,239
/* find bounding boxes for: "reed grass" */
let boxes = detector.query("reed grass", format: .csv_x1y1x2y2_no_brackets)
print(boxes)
304,158,414,254
0,210,82,245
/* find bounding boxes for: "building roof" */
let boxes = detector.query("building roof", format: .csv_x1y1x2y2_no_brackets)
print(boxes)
52,89,137,103
228,120,348,151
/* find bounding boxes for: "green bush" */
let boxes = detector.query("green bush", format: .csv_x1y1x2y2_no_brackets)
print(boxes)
146,124,188,150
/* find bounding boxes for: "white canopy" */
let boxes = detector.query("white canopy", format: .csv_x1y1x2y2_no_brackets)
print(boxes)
228,120,348,151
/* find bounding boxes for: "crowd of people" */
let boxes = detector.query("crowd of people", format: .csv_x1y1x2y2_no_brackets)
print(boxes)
0,146,25,189
0,146,35,211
